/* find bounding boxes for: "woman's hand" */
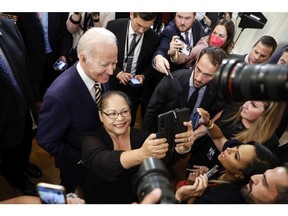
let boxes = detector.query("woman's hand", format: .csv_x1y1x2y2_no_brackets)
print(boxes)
175,174,208,202
186,165,209,183
174,121,194,154
197,108,211,126
139,133,169,159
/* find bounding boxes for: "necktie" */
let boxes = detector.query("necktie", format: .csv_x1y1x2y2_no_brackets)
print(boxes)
184,31,190,45
94,83,102,107
0,54,23,98
187,88,199,114
125,33,137,73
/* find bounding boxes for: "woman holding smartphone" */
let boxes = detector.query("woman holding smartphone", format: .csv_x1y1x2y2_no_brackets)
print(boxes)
175,140,280,203
81,91,194,204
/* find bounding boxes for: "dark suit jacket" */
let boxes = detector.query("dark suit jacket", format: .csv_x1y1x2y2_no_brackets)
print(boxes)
106,18,160,89
143,69,225,134
153,20,201,71
36,63,109,169
9,12,45,89
228,53,247,62
0,17,39,148
47,12,72,60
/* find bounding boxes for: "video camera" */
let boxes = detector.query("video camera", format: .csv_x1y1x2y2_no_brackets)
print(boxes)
133,157,177,204
213,58,288,102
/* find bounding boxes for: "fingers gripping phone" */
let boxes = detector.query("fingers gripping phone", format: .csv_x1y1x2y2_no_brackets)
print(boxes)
36,182,66,204
206,165,219,179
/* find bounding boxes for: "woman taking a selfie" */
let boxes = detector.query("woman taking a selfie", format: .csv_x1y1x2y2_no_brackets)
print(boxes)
81,91,194,204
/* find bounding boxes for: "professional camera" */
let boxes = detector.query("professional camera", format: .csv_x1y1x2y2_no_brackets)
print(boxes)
133,157,177,204
213,58,288,102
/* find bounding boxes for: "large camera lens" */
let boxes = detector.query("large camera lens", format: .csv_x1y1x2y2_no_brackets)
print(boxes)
213,58,288,102
133,157,177,204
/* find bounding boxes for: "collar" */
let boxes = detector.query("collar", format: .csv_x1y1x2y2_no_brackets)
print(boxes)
76,62,97,91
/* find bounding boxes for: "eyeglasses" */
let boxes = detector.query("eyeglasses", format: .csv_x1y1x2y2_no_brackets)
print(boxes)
101,109,131,119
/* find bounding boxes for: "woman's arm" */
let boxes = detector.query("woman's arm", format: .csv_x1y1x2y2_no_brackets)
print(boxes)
197,108,227,151
120,133,169,169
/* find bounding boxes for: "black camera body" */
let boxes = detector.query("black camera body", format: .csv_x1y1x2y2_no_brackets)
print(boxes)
133,157,177,204
213,58,288,102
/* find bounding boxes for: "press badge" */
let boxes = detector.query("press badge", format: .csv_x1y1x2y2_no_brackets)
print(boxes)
207,147,216,161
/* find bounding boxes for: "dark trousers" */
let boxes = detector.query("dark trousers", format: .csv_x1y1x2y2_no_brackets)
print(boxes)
0,112,32,187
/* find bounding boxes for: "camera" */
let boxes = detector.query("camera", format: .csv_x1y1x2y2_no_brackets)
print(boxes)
53,60,68,72
213,58,288,102
133,157,177,204
175,38,192,56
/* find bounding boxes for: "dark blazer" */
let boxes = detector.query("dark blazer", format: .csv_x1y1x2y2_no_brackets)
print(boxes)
82,126,145,204
106,18,160,89
153,20,201,71
143,69,225,134
0,17,39,149
47,12,72,60
10,12,45,89
228,53,247,62
36,63,109,189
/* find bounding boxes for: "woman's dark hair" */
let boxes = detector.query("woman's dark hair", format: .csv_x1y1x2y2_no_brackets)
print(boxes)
208,19,235,54
98,90,132,111
241,141,280,180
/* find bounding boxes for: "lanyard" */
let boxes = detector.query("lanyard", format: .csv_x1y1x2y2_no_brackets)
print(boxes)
124,21,142,63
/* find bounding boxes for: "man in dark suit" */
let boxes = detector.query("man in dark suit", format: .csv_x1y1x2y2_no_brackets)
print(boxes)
153,12,202,74
106,12,160,126
229,35,277,64
36,28,118,193
143,46,227,135
37,12,72,98
0,16,41,195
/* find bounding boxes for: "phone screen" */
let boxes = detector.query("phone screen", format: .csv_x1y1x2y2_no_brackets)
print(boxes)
37,183,66,204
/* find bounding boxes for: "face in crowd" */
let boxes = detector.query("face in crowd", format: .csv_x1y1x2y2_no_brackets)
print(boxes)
240,101,267,124
218,144,256,179
99,92,132,138
240,166,288,203
277,49,288,65
193,54,217,89
209,24,228,47
174,12,196,33
130,13,155,35
248,41,274,64
78,28,118,84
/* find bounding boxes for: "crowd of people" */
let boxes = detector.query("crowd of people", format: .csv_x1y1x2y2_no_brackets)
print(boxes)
0,12,288,205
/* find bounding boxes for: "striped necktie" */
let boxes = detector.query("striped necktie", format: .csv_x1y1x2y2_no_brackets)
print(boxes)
184,31,190,45
94,83,102,107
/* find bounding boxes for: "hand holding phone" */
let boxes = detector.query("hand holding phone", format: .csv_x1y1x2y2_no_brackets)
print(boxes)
175,39,192,56
129,78,142,87
53,60,68,72
37,182,66,204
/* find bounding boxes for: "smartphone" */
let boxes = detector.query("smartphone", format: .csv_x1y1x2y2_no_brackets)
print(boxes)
53,60,67,72
129,78,142,87
206,165,219,179
175,39,192,56
36,182,66,204
158,108,190,148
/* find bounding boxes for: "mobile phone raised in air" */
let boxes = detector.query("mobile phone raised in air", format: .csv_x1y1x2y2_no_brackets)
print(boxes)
206,165,219,179
36,182,66,204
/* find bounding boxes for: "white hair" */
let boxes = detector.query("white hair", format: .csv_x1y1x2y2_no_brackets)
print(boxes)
77,27,117,59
